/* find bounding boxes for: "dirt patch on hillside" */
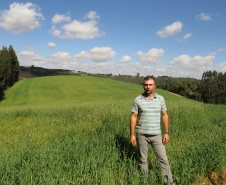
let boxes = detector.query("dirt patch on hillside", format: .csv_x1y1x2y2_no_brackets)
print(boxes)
170,92,183,97
196,167,226,185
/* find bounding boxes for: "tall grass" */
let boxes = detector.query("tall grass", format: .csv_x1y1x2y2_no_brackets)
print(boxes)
0,76,225,184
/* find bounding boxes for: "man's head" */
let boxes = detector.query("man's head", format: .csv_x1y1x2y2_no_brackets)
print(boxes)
143,76,156,96
143,76,156,84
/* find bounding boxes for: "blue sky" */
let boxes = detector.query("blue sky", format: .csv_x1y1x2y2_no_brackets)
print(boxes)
0,0,226,79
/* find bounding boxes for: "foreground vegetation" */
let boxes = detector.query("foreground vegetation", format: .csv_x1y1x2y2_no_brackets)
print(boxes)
0,76,225,184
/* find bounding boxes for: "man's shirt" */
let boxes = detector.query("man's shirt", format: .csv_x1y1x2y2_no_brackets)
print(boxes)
131,92,167,135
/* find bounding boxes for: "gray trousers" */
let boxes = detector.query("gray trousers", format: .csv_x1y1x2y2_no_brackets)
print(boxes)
137,133,173,183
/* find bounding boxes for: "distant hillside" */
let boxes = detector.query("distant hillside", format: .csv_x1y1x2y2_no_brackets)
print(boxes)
19,66,72,79
19,66,226,105
0,75,146,106
19,66,200,94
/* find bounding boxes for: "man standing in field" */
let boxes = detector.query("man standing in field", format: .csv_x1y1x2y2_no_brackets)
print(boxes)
130,76,174,184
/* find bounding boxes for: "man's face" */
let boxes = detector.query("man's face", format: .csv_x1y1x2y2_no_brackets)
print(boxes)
143,79,156,95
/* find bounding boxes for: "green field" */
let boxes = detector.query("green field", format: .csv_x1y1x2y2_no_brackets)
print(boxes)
0,76,225,184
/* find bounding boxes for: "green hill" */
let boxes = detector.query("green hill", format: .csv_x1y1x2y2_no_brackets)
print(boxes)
0,75,145,107
0,76,225,184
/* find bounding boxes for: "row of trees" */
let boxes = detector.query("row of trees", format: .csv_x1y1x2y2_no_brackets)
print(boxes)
87,71,226,105
146,71,226,105
20,65,71,77
157,77,202,100
0,45,20,99
201,70,226,104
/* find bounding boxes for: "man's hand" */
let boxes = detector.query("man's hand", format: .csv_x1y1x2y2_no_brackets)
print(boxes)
130,135,136,146
130,112,138,146
162,133,169,144
161,111,169,144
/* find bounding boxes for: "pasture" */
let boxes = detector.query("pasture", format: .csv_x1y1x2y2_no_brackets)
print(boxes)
0,76,225,184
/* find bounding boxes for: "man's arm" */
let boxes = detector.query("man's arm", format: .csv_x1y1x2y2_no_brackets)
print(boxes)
161,110,169,144
130,112,138,146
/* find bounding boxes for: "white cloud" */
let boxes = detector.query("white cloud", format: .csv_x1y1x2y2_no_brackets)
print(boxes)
20,51,45,61
169,53,215,72
84,11,100,19
48,52,72,68
74,47,117,63
48,42,56,48
18,47,222,79
19,50,73,69
217,62,226,72
0,2,44,34
119,56,132,63
184,33,192,40
50,52,71,61
18,47,116,70
156,68,166,72
69,61,134,75
19,50,46,66
197,12,212,21
73,51,88,61
156,21,182,38
52,14,71,24
50,11,105,39
135,48,164,64
218,48,225,52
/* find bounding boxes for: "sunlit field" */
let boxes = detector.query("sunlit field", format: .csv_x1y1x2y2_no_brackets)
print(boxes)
0,76,225,184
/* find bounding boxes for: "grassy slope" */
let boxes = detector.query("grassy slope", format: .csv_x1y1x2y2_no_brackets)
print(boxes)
0,76,143,107
0,76,225,184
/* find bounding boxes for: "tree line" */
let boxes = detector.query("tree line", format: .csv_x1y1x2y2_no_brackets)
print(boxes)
87,71,226,105
20,65,71,78
0,45,20,100
200,70,226,104
157,71,226,104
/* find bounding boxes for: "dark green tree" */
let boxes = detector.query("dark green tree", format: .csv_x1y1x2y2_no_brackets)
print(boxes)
201,70,226,104
8,45,20,85
0,45,20,100
217,72,226,104
0,46,10,89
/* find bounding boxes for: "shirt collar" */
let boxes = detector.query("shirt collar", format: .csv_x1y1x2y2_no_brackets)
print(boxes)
141,92,157,100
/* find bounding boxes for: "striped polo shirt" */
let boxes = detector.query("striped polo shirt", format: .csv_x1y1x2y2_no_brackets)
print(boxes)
131,92,167,135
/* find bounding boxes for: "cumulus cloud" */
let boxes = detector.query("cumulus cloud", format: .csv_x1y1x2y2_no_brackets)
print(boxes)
0,2,44,34
197,12,212,21
217,62,226,72
52,14,71,24
48,52,73,69
135,48,164,64
19,50,73,69
69,61,134,75
156,21,182,38
18,47,117,69
19,50,46,66
20,51,45,61
84,11,100,19
119,56,132,63
184,33,192,40
50,11,105,39
50,52,71,61
74,47,117,63
18,47,223,79
169,53,215,72
133,62,165,77
48,42,56,48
